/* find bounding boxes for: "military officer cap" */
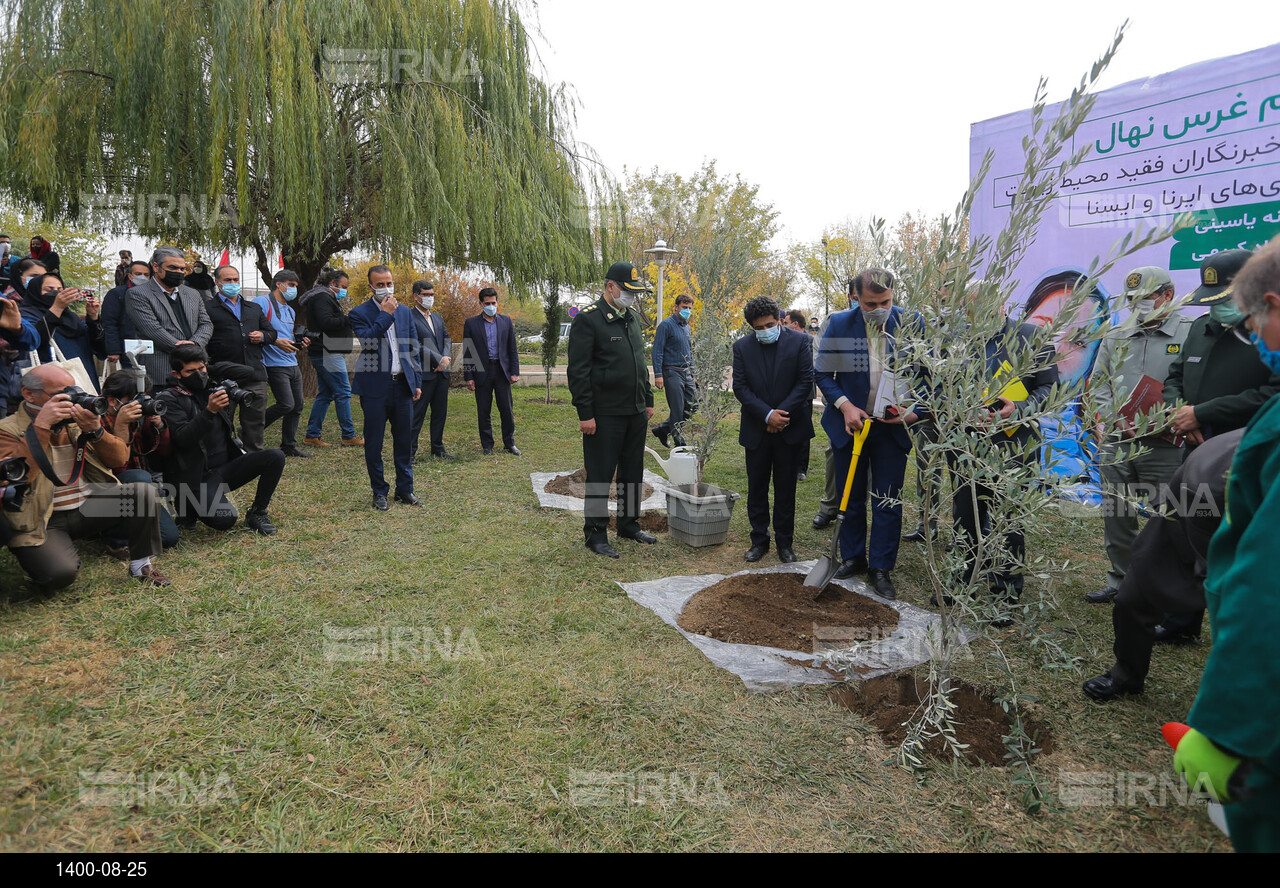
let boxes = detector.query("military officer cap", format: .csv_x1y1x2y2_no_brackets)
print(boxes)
1121,266,1173,300
605,261,649,292
1188,249,1253,306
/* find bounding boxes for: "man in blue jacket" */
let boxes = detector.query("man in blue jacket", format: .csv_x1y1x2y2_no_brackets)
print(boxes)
815,269,922,600
348,266,423,511
651,294,695,448
462,287,521,455
732,296,813,563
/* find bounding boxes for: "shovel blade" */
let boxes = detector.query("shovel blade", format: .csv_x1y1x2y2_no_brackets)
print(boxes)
804,554,836,593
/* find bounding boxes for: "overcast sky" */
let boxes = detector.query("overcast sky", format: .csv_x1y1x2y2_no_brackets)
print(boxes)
530,0,1279,247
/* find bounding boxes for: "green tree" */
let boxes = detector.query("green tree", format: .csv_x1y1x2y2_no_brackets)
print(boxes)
789,218,879,321
0,202,111,289
0,0,615,291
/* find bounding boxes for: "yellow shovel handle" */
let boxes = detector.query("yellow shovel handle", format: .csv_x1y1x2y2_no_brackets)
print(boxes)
838,420,873,514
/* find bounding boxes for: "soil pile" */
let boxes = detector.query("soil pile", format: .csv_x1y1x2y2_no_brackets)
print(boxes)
544,468,655,503
830,673,1055,766
607,513,668,533
677,572,900,653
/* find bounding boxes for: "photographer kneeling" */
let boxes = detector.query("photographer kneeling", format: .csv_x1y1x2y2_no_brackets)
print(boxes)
99,369,179,551
0,365,169,592
156,344,284,535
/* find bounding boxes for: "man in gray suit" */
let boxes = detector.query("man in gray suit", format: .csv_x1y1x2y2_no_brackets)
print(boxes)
125,247,212,381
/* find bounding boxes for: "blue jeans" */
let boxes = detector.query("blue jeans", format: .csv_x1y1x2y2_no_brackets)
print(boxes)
306,353,355,439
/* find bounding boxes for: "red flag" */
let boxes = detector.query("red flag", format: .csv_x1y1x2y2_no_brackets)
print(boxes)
278,253,284,269
218,248,230,267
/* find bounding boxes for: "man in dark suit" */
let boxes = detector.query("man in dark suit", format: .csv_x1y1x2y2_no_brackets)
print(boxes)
126,247,213,383
348,265,423,511
733,296,814,563
815,269,924,600
462,287,521,455
408,279,454,461
203,264,278,452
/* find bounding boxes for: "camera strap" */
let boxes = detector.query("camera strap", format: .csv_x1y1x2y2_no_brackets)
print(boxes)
24,423,89,487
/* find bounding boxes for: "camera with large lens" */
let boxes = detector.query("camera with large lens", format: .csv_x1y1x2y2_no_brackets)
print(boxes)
211,380,255,407
132,393,167,417
295,329,322,349
60,386,108,416
1,456,29,512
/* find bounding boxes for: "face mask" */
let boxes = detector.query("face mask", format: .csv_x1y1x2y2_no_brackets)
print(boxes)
194,266,205,275
612,292,636,310
482,304,498,317
284,286,297,302
161,269,184,288
1132,298,1155,320
21,275,34,288
418,296,435,310
862,307,891,327
334,287,347,300
678,308,691,321
755,324,781,345
373,286,394,300
1210,303,1245,326
220,282,241,298
184,370,209,391
0,243,9,257
130,275,149,288
1251,330,1280,373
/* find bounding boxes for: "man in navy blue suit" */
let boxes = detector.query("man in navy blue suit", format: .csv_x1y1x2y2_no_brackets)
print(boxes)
462,287,521,455
408,279,454,461
348,265,423,511
815,269,924,600
732,296,814,564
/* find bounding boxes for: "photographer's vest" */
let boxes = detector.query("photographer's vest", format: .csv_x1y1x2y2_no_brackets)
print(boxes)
0,409,120,548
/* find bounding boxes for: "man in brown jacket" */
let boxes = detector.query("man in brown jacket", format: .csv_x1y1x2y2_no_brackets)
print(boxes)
0,366,169,595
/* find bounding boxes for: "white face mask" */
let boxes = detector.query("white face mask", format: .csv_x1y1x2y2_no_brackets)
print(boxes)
373,285,394,299
1132,298,1155,320
418,296,434,310
613,288,636,310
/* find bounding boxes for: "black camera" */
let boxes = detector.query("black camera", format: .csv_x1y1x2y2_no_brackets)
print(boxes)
211,380,255,407
1,455,27,483
61,386,108,416
132,393,167,417
1,481,29,512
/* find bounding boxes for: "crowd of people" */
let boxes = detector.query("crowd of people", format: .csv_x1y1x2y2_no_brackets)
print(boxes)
2,234,1278,849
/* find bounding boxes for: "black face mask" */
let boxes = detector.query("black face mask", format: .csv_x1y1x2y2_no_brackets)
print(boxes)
183,371,209,392
161,269,184,288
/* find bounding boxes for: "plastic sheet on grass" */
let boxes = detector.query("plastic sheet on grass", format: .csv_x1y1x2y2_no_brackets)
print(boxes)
530,469,670,512
619,562,972,692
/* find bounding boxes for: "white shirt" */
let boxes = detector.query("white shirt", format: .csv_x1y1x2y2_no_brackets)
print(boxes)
373,296,401,376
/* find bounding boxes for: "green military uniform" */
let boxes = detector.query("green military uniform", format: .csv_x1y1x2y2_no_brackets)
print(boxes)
1092,297,1195,592
567,296,654,545
1188,393,1280,851
1163,315,1280,442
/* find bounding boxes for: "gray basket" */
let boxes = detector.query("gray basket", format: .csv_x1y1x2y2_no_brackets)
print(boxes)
665,484,740,547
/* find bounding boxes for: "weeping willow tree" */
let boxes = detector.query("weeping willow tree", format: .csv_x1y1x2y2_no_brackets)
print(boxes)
0,0,622,289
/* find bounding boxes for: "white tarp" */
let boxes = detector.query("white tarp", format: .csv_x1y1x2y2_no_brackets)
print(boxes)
531,469,670,513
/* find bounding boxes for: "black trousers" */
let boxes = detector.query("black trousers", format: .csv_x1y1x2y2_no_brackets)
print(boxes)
264,365,304,448
10,482,163,590
911,420,942,530
583,411,647,544
410,374,450,459
949,441,1031,600
745,434,801,549
474,359,515,450
653,367,696,446
236,380,270,453
174,450,286,529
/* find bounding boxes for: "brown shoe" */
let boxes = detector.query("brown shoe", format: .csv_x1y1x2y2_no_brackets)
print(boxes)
340,436,365,446
133,564,171,587
303,437,332,448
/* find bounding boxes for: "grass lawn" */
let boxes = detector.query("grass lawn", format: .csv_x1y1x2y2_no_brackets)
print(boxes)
0,388,1227,851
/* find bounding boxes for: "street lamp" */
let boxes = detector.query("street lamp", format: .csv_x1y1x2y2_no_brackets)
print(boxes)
821,236,830,320
644,238,678,320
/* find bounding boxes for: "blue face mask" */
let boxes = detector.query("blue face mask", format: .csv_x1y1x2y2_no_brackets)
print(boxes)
1251,331,1280,373
284,286,298,302
334,287,347,300
220,282,241,298
1210,302,1245,326
482,304,498,317
679,308,692,321
755,324,781,345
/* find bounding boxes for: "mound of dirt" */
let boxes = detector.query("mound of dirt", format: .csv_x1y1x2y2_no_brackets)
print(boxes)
677,571,900,653
829,673,1055,766
607,513,668,533
544,468,655,503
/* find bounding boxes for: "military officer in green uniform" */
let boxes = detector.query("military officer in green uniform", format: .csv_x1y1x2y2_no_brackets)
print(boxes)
1085,266,1194,604
567,261,656,558
1176,237,1280,851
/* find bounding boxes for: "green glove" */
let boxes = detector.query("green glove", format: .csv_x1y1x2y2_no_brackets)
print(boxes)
1172,728,1241,803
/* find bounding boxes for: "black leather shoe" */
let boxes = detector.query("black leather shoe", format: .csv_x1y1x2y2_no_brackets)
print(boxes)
777,547,797,563
1085,587,1118,604
504,445,522,456
902,523,937,544
372,494,389,511
282,446,312,458
744,544,768,563
796,473,807,482
482,447,495,455
651,425,670,448
812,513,835,529
868,569,896,600
621,530,657,544
587,539,619,558
834,556,869,579
432,450,457,460
394,492,422,506
1153,624,1200,644
245,508,277,536
1082,673,1143,702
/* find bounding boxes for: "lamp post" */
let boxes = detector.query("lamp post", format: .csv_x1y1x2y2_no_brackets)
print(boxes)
644,238,678,321
821,236,830,320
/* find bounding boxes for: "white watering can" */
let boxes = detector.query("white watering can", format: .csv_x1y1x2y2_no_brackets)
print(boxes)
644,446,699,486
